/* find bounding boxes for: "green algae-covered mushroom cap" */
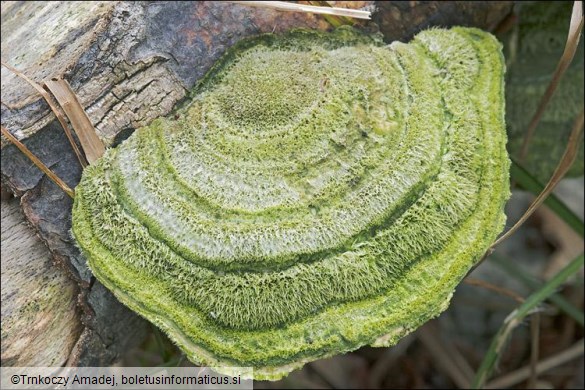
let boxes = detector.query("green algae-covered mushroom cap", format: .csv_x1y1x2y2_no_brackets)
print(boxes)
72,26,510,380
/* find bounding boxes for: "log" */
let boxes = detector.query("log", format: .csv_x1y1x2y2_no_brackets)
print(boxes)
373,1,513,42
1,195,81,366
1,1,365,144
0,1,512,366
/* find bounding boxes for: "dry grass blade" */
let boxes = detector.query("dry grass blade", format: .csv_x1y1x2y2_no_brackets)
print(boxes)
464,278,525,303
1,60,87,168
1,125,74,198
44,78,105,164
307,1,356,27
418,323,475,388
485,338,584,389
229,1,371,20
493,108,584,248
519,1,584,160
472,254,584,388
528,313,541,388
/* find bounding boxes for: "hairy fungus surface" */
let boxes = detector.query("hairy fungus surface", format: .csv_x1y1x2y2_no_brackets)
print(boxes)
72,27,510,380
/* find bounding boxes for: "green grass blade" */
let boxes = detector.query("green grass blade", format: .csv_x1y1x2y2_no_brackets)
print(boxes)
472,253,584,388
490,254,585,327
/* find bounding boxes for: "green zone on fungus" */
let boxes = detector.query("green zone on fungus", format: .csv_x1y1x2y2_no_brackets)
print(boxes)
72,26,510,380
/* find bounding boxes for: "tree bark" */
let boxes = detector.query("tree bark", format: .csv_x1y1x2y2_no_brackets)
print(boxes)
373,1,513,42
1,195,81,366
0,1,512,366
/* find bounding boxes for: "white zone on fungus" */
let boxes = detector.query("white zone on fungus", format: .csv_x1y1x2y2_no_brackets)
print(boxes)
72,26,510,380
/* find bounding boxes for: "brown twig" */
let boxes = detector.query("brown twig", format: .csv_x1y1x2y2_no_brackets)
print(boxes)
1,59,88,168
1,125,75,198
228,1,371,20
464,278,525,303
485,338,584,389
519,1,584,161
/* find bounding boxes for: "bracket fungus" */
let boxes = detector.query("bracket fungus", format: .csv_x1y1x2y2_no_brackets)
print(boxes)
72,27,510,380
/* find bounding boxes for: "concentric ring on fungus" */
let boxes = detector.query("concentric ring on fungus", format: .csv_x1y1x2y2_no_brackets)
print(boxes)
72,26,510,380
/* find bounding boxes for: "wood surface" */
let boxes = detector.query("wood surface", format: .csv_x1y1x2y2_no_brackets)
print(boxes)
1,196,81,366
0,1,512,366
